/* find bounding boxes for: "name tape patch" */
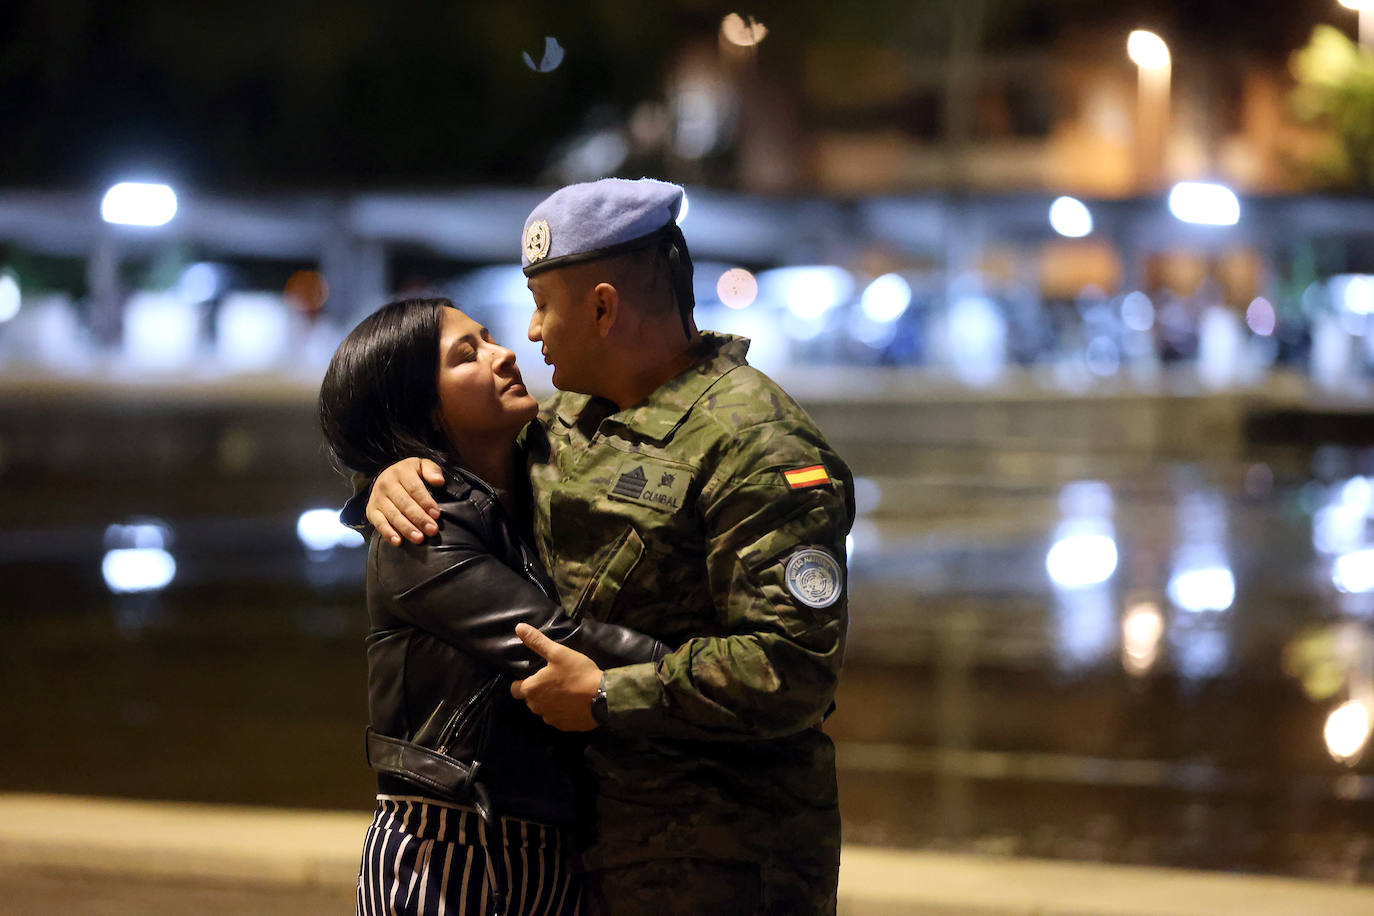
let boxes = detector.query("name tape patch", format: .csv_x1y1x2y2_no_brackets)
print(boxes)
784,548,843,609
783,465,830,490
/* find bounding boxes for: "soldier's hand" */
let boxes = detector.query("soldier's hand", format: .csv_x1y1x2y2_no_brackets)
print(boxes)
510,623,603,732
367,458,445,546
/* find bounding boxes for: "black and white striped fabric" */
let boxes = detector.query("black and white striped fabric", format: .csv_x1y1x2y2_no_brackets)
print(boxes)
356,794,581,916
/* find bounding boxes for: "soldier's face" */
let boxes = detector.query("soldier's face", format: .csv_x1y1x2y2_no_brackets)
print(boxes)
527,270,603,394
435,307,538,444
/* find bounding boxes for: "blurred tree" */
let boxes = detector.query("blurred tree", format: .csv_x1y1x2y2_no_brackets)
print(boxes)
1289,24,1374,190
0,0,1336,190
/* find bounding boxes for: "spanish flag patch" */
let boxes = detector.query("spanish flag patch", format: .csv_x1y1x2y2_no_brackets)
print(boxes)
783,465,830,489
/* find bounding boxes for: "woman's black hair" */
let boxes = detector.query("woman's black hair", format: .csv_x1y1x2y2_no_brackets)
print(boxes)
319,297,454,479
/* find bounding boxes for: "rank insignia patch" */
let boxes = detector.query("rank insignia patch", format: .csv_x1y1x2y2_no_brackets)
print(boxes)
784,548,842,608
612,465,648,500
783,465,830,489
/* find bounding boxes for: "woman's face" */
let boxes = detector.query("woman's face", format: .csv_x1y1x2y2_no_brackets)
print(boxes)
435,307,539,444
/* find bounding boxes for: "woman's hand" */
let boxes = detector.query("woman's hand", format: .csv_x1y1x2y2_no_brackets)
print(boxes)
367,458,446,545
510,623,604,731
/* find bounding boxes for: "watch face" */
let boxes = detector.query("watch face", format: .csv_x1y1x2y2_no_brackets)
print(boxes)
592,686,610,725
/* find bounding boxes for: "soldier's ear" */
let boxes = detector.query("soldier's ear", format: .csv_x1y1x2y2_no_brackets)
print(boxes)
591,281,619,338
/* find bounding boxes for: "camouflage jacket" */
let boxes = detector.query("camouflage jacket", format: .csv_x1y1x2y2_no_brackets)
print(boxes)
523,332,855,870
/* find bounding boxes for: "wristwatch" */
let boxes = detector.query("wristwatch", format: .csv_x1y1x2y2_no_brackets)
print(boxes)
590,674,609,726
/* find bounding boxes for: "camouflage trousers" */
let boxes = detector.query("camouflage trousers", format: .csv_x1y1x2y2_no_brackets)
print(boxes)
582,856,838,916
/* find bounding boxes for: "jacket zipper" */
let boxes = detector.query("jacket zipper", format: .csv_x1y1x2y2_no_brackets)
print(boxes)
435,675,500,757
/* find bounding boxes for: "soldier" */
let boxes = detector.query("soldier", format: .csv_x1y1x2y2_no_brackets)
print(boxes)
365,178,854,915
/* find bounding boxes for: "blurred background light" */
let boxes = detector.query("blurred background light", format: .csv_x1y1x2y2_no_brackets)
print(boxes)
101,548,176,594
297,508,365,552
1049,196,1093,238
1127,29,1171,70
1334,274,1374,316
284,269,330,316
1313,477,1372,556
0,272,20,323
859,273,912,323
454,264,529,314
716,267,758,310
215,293,292,372
1055,589,1117,669
522,36,565,73
720,13,768,48
1120,291,1155,332
1246,297,1277,336
851,312,899,349
672,81,725,159
1084,336,1120,377
1333,549,1374,594
1122,600,1165,676
944,294,1006,386
1324,699,1371,764
705,299,787,374
760,265,854,321
1047,530,1119,589
1171,623,1229,680
176,262,223,304
1342,476,1372,512
554,129,629,182
100,182,178,227
104,522,171,551
123,293,199,371
1059,481,1114,517
1168,565,1236,613
1167,182,1240,226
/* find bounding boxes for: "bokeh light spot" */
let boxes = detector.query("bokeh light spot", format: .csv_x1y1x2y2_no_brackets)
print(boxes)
285,269,330,316
1325,699,1371,764
1049,196,1093,238
1246,297,1276,336
522,36,565,73
101,182,178,227
720,13,768,47
716,268,758,310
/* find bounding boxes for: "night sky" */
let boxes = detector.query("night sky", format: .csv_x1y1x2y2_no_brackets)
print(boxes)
0,0,1336,191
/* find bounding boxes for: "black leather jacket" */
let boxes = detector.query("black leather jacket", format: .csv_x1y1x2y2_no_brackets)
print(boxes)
348,466,668,828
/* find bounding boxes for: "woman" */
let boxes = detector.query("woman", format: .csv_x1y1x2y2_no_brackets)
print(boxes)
319,298,667,916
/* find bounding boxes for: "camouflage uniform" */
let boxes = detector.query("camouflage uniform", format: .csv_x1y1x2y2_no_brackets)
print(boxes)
523,332,854,915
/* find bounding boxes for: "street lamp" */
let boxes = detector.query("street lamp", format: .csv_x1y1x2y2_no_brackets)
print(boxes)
1338,0,1374,49
1127,30,1171,192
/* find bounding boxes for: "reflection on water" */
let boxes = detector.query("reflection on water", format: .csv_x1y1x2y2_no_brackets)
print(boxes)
1121,599,1164,676
2,414,1373,882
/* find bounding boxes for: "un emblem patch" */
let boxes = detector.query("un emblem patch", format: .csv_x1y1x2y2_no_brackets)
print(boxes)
784,548,842,609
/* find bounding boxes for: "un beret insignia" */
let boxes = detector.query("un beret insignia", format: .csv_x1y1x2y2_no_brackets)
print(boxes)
524,219,551,264
784,548,842,609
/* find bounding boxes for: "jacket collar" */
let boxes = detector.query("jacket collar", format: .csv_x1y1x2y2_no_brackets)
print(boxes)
552,332,750,442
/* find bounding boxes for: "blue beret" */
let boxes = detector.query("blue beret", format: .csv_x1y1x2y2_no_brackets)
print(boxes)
521,178,685,276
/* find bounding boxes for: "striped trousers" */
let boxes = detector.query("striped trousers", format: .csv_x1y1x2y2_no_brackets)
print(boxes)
356,794,581,916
